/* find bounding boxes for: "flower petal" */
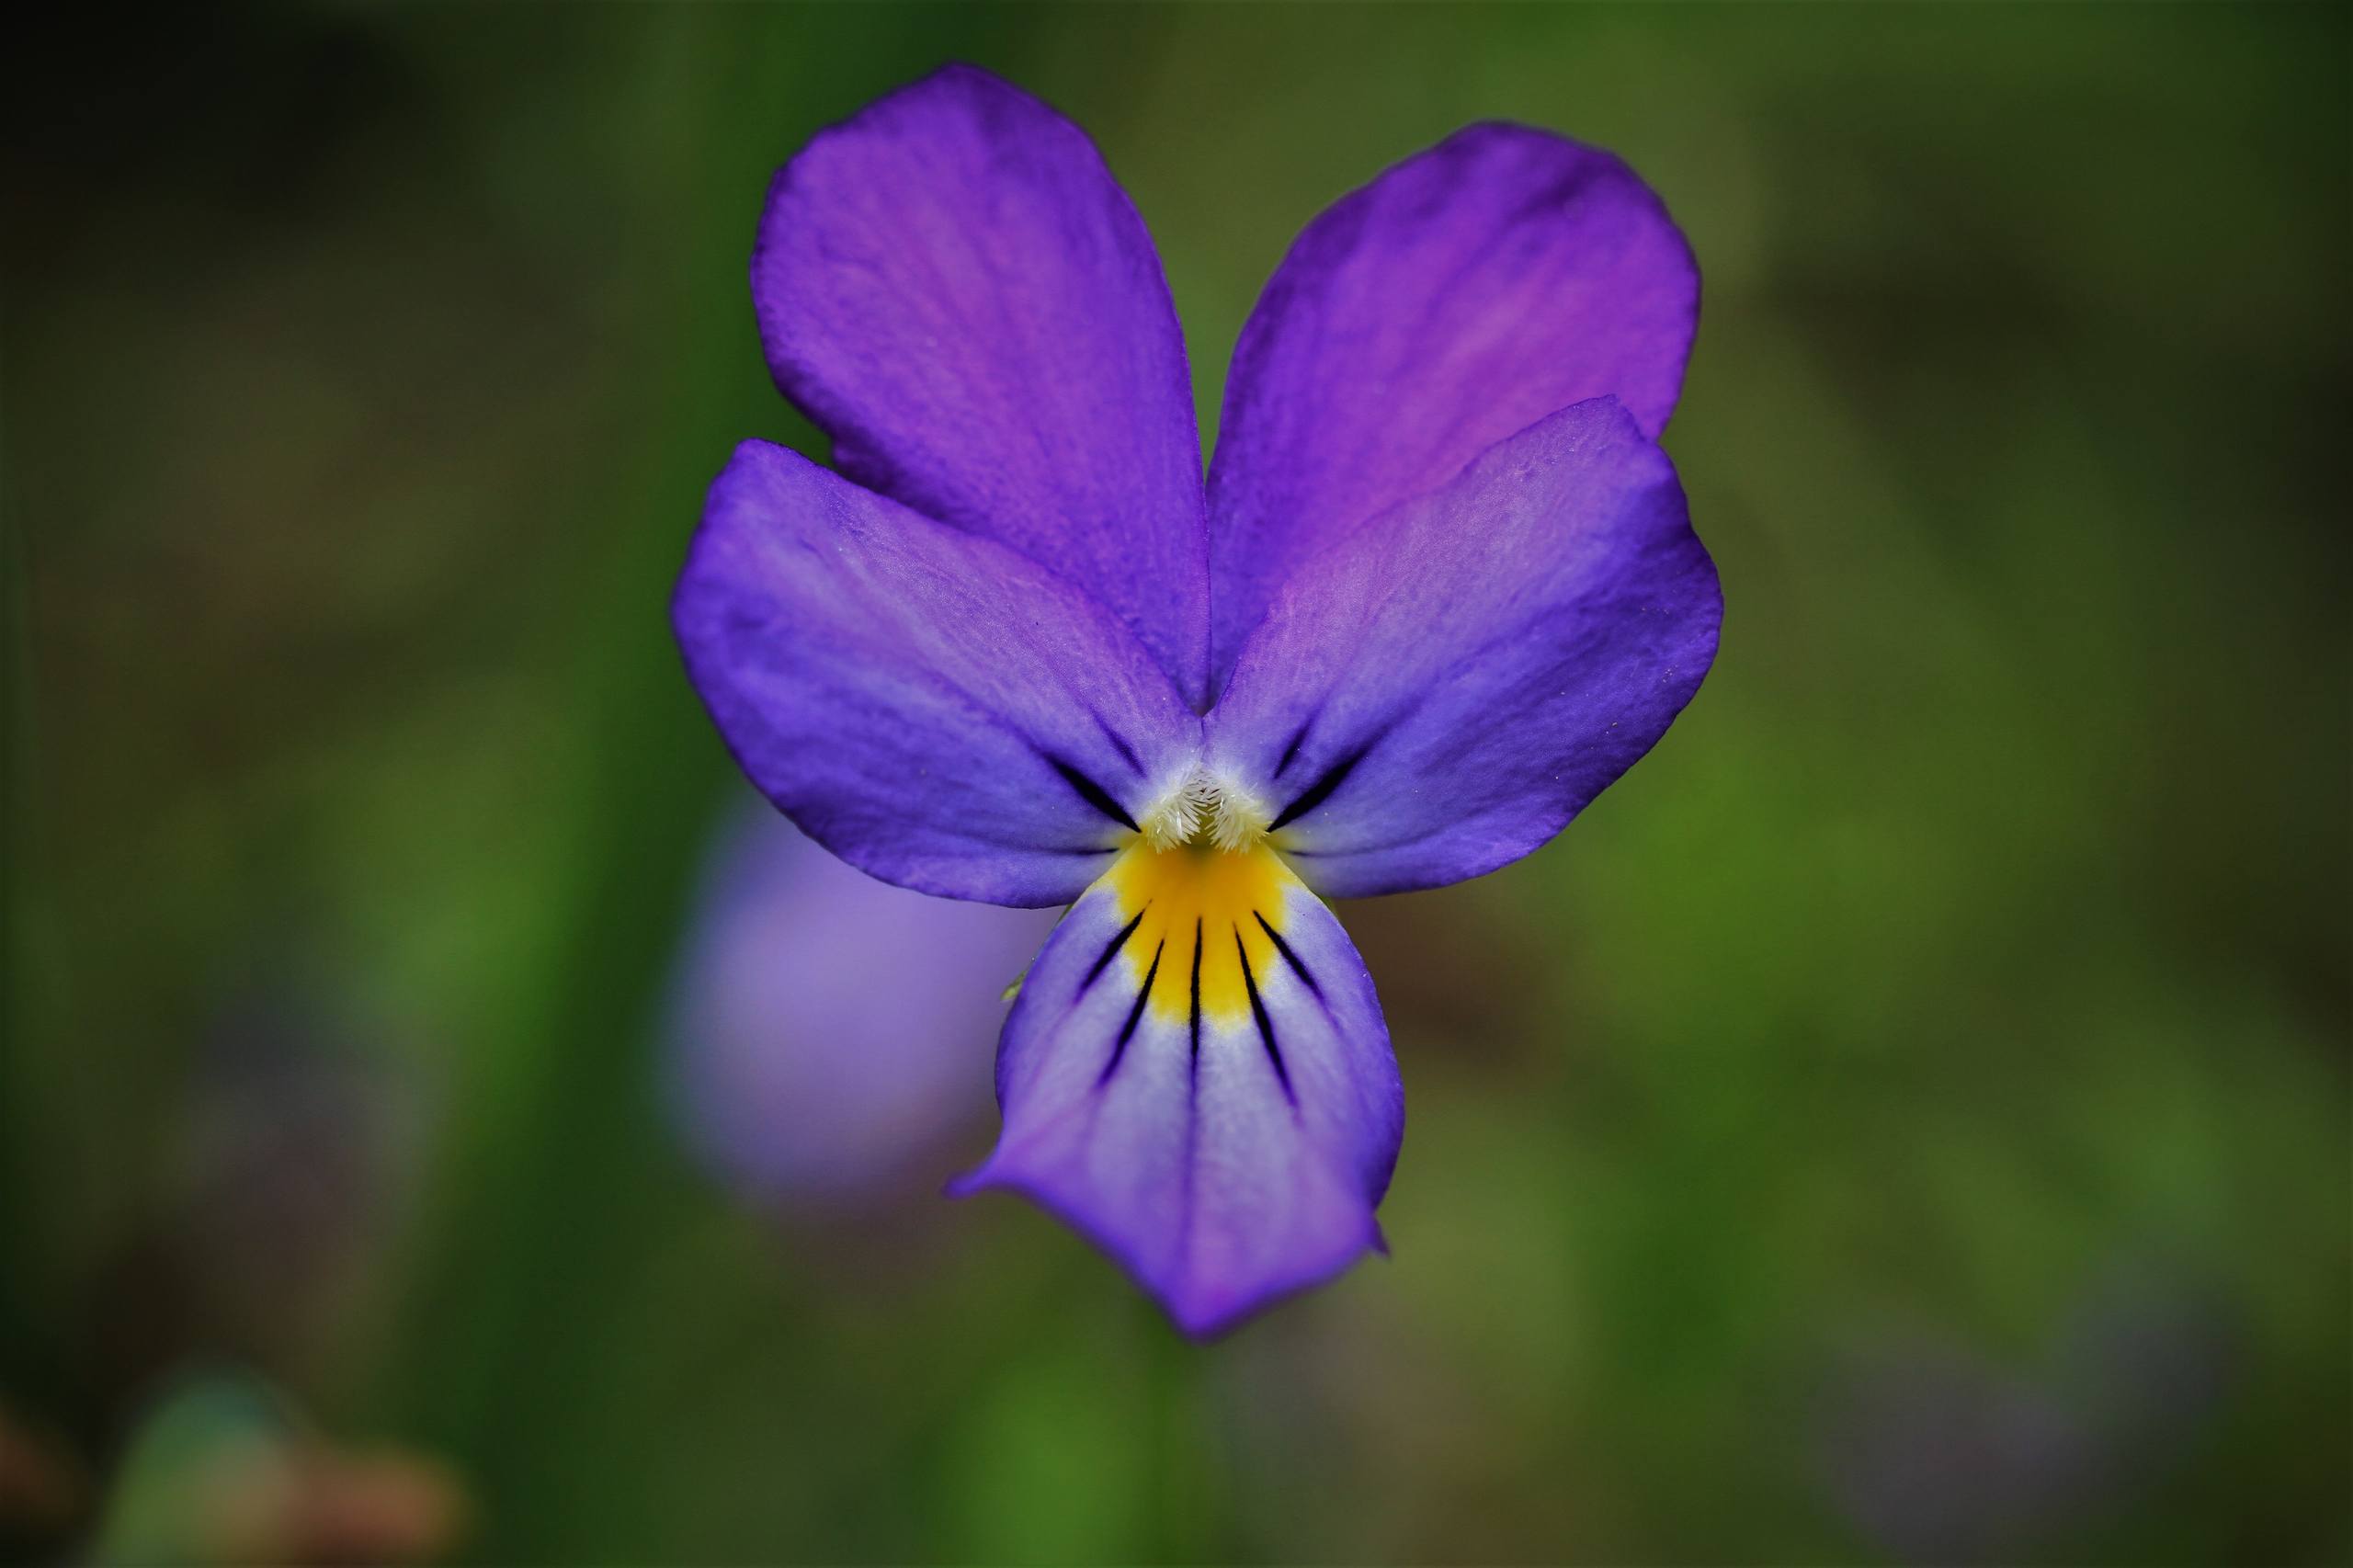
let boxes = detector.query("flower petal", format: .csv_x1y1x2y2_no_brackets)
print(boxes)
954,843,1402,1337
1205,124,1698,689
754,64,1211,706
1206,398,1721,899
673,440,1200,907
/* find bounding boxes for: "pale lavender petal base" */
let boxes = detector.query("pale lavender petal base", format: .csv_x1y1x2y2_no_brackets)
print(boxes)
1206,123,1698,688
953,874,1402,1338
1208,398,1722,899
674,440,1200,907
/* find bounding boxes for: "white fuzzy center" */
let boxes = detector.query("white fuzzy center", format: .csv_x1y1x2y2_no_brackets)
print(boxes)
1139,765,1272,852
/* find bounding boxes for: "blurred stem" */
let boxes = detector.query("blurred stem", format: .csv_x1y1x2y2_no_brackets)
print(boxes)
1143,1307,1229,1564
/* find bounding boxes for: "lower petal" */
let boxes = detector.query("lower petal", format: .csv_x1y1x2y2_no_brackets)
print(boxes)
952,843,1402,1337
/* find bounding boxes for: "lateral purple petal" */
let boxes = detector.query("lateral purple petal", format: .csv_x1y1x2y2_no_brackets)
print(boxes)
673,440,1200,907
754,63,1212,705
953,858,1402,1338
1205,124,1698,688
1207,399,1721,899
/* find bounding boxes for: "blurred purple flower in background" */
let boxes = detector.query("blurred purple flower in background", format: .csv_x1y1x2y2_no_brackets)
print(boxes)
667,799,1055,1207
1809,1260,2241,1563
672,64,1720,1333
80,984,422,1431
1813,1325,2107,1563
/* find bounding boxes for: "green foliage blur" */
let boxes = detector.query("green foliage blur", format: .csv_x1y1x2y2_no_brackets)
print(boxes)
4,5,2346,1563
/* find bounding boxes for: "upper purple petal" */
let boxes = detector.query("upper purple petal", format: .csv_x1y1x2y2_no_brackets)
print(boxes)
673,440,1200,907
1204,124,1699,691
1205,398,1721,899
753,64,1212,706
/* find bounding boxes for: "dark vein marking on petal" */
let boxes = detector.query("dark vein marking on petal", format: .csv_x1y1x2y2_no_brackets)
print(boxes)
1269,738,1377,830
1273,719,1313,779
1045,754,1140,832
1234,925,1296,1107
1079,906,1146,996
1179,997,1202,1283
1188,917,1204,1062
1092,711,1144,775
1097,938,1164,1087
1253,911,1324,1000
1181,926,1202,1284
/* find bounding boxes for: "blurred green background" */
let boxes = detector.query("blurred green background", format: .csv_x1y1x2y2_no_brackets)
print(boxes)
5,5,2347,1563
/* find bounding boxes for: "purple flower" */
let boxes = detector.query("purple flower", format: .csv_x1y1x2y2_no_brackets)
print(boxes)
667,796,1055,1207
672,65,1721,1335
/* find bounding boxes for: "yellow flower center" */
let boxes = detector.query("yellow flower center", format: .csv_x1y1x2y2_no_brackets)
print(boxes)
1103,836,1297,1028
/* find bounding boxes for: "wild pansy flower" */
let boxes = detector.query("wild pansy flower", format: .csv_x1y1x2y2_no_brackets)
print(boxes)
673,65,1721,1335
